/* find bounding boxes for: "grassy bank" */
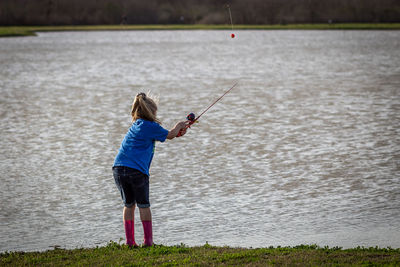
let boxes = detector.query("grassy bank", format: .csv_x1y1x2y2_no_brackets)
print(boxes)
1,242,400,266
1,23,400,37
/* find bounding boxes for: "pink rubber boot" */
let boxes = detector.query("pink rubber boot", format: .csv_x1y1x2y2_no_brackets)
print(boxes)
124,220,137,247
142,221,153,246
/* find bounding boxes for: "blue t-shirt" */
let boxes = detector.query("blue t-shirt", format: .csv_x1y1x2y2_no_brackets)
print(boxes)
113,119,169,175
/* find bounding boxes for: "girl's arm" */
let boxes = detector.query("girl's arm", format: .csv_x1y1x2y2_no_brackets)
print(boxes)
167,121,190,139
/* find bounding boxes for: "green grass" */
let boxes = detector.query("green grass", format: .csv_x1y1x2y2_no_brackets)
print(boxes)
1,242,400,266
1,23,400,37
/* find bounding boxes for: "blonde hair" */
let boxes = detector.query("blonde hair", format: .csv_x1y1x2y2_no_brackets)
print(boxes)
131,92,161,124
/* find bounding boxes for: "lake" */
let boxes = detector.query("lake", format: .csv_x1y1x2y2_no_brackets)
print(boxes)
0,30,399,252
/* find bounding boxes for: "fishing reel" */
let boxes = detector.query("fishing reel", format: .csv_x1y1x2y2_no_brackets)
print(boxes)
176,112,196,137
186,112,195,122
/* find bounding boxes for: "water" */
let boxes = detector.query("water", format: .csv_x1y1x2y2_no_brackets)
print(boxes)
0,30,399,252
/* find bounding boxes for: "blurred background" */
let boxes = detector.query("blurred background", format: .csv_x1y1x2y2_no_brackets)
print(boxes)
1,0,400,26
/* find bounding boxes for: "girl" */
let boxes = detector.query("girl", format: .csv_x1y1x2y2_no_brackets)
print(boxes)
113,92,189,247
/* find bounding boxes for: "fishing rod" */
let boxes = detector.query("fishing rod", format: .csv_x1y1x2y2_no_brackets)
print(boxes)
177,82,238,137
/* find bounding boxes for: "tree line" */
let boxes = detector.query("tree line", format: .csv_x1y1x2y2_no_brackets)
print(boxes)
1,0,399,26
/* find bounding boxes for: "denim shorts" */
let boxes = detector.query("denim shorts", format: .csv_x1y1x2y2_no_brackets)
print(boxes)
113,166,150,208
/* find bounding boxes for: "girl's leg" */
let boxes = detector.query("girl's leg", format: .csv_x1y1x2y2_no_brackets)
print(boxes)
124,205,135,221
123,205,137,247
139,207,152,221
139,207,153,246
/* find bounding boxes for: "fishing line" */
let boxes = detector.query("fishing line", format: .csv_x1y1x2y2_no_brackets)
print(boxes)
176,5,239,137
227,4,235,38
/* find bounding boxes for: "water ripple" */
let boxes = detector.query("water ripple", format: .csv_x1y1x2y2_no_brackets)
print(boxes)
1,30,399,251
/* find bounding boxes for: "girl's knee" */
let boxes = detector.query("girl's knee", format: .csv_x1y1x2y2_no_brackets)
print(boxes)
138,207,150,212
124,205,136,211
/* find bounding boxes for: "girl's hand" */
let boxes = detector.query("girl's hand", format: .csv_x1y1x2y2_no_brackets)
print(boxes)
167,120,191,139
178,126,188,137
176,120,191,137
177,120,190,130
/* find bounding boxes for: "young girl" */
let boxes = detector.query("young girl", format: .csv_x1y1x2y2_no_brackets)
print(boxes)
113,92,189,247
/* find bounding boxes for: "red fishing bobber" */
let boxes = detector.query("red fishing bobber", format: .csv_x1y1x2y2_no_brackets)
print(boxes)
231,33,235,38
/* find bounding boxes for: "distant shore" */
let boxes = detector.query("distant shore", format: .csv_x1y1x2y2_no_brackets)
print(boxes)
1,23,400,37
1,242,400,266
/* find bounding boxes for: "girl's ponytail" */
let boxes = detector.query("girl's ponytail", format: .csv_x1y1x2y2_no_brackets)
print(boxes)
131,93,160,124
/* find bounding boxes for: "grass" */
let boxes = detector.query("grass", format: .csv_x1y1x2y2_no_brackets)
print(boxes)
1,242,400,266
1,23,400,37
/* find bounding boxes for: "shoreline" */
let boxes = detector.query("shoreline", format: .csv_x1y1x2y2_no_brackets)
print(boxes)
1,23,400,37
1,242,400,266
